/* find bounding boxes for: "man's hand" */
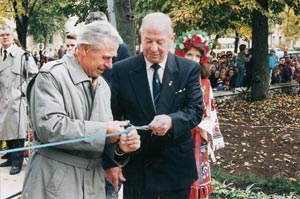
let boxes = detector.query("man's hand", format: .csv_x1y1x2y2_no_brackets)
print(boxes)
106,121,128,143
118,128,140,152
105,167,125,192
148,114,172,136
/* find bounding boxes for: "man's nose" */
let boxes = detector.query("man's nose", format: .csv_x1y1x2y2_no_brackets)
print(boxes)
104,59,113,69
150,43,158,52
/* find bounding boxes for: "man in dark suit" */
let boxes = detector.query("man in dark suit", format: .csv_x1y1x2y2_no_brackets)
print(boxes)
109,12,204,199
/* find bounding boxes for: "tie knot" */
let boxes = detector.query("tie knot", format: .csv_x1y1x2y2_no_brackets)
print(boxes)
151,64,160,71
3,49,7,61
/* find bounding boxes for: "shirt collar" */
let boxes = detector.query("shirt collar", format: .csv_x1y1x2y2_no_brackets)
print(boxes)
145,58,167,70
2,45,12,55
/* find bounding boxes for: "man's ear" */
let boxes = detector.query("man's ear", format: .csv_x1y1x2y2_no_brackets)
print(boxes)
79,44,89,55
83,44,89,53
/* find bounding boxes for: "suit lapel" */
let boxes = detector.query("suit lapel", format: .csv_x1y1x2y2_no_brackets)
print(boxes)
129,54,156,117
157,53,179,114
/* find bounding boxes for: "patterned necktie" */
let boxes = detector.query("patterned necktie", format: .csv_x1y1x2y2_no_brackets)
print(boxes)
151,63,161,109
3,49,7,61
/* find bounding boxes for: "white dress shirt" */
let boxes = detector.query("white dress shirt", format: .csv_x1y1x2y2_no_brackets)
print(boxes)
145,58,166,100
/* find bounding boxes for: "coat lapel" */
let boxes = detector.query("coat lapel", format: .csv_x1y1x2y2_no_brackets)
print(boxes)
157,53,179,114
0,47,13,73
129,54,156,117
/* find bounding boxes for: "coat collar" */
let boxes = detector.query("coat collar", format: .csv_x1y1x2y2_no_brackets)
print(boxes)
0,44,23,73
62,54,91,85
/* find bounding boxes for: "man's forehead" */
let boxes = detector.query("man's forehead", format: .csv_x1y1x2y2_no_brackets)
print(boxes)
0,26,12,33
94,46,118,57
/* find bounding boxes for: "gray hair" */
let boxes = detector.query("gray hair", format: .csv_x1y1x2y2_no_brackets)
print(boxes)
140,12,173,36
77,21,123,50
85,11,108,24
0,25,13,33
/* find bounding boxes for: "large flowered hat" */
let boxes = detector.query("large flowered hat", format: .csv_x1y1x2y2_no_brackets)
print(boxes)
175,30,212,64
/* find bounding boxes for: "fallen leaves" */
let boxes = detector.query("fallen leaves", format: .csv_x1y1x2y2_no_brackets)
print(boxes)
212,93,300,181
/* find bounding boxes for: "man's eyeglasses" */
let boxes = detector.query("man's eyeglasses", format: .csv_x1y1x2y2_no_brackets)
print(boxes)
0,33,10,37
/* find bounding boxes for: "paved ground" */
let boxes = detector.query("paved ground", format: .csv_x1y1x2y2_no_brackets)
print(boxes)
0,155,25,199
0,154,123,199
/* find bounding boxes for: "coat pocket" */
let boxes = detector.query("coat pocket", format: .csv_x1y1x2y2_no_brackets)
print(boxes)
46,162,67,197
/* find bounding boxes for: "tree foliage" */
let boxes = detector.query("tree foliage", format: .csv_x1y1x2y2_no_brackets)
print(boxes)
28,2,67,49
60,0,107,24
278,5,300,43
0,0,68,48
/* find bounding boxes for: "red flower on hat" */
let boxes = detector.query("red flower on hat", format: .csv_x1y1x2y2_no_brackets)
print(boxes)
175,48,185,57
203,45,210,53
175,30,212,62
183,38,192,49
192,34,202,47
200,56,208,64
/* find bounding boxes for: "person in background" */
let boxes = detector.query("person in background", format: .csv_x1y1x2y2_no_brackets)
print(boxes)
236,44,250,87
175,30,225,199
227,68,236,90
21,21,141,199
65,32,77,54
271,66,282,84
57,45,64,59
209,70,220,88
84,10,131,199
109,12,204,199
0,25,38,175
268,48,278,84
293,63,300,85
244,48,253,90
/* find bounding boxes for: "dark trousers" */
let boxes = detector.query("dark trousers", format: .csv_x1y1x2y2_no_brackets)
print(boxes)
124,188,190,199
6,139,25,167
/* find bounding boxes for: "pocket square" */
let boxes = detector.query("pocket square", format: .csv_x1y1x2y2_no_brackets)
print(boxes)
175,88,186,94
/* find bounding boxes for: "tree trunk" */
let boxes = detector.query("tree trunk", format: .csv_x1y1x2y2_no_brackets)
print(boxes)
114,0,135,55
234,31,239,53
251,3,269,101
16,16,29,49
13,0,29,49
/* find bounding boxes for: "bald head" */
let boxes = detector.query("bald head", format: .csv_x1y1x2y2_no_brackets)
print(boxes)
140,12,173,36
139,12,174,64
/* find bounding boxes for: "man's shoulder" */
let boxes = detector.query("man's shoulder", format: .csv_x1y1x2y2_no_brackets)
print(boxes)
39,59,64,73
114,54,142,67
172,54,200,69
119,42,130,50
10,44,24,56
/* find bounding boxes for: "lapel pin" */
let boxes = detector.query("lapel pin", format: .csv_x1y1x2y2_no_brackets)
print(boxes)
169,81,173,86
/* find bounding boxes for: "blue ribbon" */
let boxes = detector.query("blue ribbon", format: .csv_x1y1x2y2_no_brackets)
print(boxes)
0,125,148,154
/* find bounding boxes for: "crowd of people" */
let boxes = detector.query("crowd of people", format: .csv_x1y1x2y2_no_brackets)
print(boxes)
207,46,300,92
1,9,298,199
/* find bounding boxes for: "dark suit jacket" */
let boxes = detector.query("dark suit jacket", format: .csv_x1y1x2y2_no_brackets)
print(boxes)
111,52,204,194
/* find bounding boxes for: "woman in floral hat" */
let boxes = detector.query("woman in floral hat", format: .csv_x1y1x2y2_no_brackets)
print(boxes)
175,30,225,199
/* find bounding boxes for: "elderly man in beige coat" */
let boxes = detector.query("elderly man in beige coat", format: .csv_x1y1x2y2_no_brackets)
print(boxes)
0,25,38,175
21,21,141,199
